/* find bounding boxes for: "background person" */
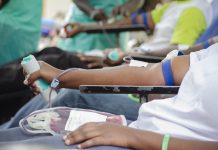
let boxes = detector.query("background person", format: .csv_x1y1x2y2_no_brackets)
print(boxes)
58,0,145,52
1,43,218,150
0,0,42,65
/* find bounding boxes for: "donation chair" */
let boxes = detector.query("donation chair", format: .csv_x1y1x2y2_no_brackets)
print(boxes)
79,85,180,103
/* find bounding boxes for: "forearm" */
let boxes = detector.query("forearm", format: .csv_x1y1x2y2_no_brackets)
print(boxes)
78,19,133,31
128,128,162,150
130,128,218,150
32,55,189,90
79,11,154,31
116,12,154,29
57,64,165,89
74,0,94,16
130,129,218,150
169,138,218,150
182,37,218,55
143,44,178,57
56,55,189,88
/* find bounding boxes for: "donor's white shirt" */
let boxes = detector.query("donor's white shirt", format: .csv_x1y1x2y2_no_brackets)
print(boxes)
130,43,218,141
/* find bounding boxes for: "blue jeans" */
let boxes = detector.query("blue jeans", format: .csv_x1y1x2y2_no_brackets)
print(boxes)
0,127,131,149
0,89,140,129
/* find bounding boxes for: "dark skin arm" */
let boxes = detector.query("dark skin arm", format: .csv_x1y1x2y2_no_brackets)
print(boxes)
63,11,155,38
182,36,218,55
63,122,218,150
76,43,177,69
24,57,192,149
132,36,218,58
93,36,218,67
112,0,145,17
74,0,107,21
62,12,155,68
25,55,189,93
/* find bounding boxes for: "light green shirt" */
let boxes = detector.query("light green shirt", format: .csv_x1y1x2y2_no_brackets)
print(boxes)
151,1,206,45
0,0,42,65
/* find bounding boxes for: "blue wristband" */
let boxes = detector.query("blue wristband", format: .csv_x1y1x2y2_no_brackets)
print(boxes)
162,60,175,86
142,12,148,28
202,40,210,49
131,12,138,25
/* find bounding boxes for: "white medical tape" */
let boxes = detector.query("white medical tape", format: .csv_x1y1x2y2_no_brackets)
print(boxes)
129,60,148,67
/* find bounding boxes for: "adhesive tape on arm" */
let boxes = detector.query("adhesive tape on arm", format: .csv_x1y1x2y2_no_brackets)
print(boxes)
129,60,148,67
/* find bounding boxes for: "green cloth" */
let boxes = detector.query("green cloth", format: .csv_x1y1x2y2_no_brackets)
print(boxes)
0,0,42,65
171,7,206,45
58,0,128,53
151,0,206,46
151,1,191,25
151,3,171,25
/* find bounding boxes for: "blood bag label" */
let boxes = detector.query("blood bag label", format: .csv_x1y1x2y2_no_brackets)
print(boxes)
65,110,107,131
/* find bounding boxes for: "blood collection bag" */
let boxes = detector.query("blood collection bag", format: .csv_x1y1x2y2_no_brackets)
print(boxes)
19,107,127,135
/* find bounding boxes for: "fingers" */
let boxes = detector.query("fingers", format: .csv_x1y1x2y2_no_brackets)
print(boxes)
24,76,40,94
77,55,106,68
29,83,40,95
112,6,121,16
78,137,106,149
63,122,101,145
112,6,129,17
78,55,93,62
103,48,113,56
26,71,41,86
23,74,30,85
120,8,129,17
23,70,40,86
100,13,108,21
98,9,108,21
87,62,103,69
78,55,100,63
93,9,108,21
64,23,81,38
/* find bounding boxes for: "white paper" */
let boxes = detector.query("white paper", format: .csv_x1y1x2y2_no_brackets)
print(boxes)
65,110,107,131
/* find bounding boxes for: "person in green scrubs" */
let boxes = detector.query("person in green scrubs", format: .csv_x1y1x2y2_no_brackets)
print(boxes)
58,0,129,53
0,0,42,65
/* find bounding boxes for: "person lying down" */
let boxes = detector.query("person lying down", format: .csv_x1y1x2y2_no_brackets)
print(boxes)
1,43,218,150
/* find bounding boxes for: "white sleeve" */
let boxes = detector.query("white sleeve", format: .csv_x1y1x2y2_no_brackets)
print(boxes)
190,43,218,66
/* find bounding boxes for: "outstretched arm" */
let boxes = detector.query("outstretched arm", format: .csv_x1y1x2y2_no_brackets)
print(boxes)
26,55,190,90
182,36,218,55
63,10,155,38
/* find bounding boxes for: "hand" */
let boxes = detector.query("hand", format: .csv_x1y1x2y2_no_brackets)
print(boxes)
78,54,108,69
90,9,108,22
23,61,62,94
62,23,83,38
104,48,126,66
63,122,136,149
112,5,131,17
